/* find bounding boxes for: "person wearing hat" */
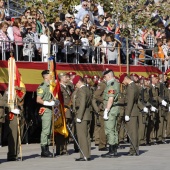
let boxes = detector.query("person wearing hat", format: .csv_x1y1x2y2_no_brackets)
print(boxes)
83,74,92,86
119,73,140,156
55,72,72,155
36,70,55,158
92,77,107,151
101,70,120,158
66,72,76,93
156,73,169,144
64,13,72,27
72,75,92,161
130,73,139,85
148,74,159,145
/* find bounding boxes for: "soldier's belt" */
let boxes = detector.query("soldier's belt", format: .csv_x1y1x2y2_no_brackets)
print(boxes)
0,106,4,109
112,103,127,107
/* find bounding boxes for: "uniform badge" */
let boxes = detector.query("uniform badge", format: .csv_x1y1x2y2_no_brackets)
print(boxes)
108,90,115,94
37,88,43,94
9,112,14,121
39,107,46,115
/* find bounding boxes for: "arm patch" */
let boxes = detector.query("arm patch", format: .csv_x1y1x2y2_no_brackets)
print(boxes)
108,90,115,94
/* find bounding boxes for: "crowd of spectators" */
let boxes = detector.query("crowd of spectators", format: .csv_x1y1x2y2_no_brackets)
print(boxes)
0,0,170,69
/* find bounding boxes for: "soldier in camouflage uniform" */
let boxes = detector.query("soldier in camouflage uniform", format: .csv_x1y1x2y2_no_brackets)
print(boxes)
101,70,120,158
36,70,55,158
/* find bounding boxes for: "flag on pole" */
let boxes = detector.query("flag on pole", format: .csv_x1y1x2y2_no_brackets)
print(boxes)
8,57,26,109
48,57,68,138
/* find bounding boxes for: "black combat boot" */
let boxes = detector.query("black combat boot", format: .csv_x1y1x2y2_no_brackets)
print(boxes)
101,145,116,158
113,145,118,157
46,145,53,157
41,146,52,158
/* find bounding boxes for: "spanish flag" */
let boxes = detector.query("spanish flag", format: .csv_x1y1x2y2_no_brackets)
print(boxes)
48,57,68,138
8,56,25,109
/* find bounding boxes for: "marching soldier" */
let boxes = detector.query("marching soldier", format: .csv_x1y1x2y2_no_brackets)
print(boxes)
36,70,55,158
157,73,168,144
166,79,170,138
119,73,140,156
92,78,107,151
72,75,92,161
148,74,160,145
101,70,120,158
137,77,151,146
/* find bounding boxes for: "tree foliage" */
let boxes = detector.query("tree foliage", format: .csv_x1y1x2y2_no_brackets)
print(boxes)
25,0,170,32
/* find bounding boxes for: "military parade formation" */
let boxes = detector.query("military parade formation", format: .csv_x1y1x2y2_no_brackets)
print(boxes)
1,68,170,162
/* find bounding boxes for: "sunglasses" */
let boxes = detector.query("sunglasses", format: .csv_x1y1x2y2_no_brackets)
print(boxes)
28,18,32,19
83,4,87,6
81,32,85,34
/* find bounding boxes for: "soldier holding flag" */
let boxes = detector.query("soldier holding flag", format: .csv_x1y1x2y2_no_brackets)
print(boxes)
36,70,55,158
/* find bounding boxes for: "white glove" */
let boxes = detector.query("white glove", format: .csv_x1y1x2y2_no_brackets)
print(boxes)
162,100,167,106
43,101,55,106
169,106,170,112
125,115,130,122
143,107,148,113
150,106,157,112
11,108,20,115
76,118,81,123
103,109,109,120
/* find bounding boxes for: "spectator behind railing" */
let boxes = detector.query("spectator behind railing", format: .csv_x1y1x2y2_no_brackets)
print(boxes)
0,21,12,60
13,18,23,60
0,0,9,22
162,39,170,71
77,14,93,30
143,28,156,65
75,1,94,24
106,33,118,64
40,27,53,62
30,22,41,61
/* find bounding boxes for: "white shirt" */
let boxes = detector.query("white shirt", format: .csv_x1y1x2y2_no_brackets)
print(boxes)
40,34,49,62
7,26,14,41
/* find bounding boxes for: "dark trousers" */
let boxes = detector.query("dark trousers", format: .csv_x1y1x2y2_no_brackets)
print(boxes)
0,52,11,60
13,45,23,61
126,116,139,154
76,120,91,159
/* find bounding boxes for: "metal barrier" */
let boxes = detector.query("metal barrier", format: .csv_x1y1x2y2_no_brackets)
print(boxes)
0,39,167,72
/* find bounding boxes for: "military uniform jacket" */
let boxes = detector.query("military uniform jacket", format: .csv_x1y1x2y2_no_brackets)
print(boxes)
92,81,106,112
138,87,151,110
118,85,127,117
60,83,72,118
67,81,74,93
103,78,120,116
148,84,159,108
125,82,139,117
37,81,53,110
157,82,169,109
75,85,92,121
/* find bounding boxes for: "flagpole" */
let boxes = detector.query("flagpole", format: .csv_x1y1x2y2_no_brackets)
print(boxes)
126,37,129,75
47,28,55,158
